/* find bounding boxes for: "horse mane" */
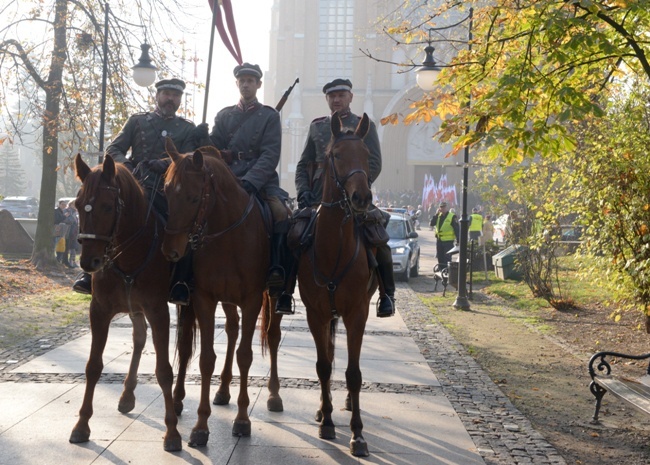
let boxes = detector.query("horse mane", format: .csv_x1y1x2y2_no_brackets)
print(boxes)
83,162,146,216
325,127,356,156
166,146,240,194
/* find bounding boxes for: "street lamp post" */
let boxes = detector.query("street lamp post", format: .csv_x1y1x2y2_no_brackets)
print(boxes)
415,7,473,311
97,2,158,164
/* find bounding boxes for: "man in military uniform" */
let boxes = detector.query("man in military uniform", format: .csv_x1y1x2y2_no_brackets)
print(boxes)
276,78,395,318
194,63,291,300
73,78,202,303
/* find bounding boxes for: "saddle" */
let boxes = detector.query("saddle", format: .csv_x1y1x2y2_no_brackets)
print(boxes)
287,207,318,250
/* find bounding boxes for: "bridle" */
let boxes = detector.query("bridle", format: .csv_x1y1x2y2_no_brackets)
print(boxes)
77,185,124,253
320,133,369,215
77,178,160,313
310,133,370,316
164,165,256,250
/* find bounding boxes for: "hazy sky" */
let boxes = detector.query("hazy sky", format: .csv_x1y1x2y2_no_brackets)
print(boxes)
180,0,273,122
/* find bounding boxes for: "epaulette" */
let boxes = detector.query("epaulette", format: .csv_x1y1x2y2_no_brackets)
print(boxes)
262,104,276,112
311,116,328,124
179,116,194,125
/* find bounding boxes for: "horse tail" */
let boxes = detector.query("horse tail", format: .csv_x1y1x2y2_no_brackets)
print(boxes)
259,290,271,357
174,303,197,370
329,317,338,370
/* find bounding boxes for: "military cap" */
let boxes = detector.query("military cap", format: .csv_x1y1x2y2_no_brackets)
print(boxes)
233,63,263,79
323,78,353,94
155,78,186,93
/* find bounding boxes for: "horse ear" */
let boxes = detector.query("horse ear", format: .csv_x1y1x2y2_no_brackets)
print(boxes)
192,149,204,169
356,113,370,139
102,154,116,181
330,111,343,138
165,137,181,164
74,153,91,182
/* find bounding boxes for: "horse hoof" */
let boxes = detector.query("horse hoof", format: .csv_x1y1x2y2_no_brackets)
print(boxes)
69,429,90,444
232,420,251,437
188,429,210,447
164,436,183,452
212,392,231,406
118,396,136,414
174,400,184,416
350,437,369,457
315,410,323,422
319,424,336,440
267,396,284,412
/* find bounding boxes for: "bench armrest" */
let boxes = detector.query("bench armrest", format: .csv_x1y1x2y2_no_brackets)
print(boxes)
588,351,650,380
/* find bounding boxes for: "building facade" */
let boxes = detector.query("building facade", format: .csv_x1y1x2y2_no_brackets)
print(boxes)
264,0,477,211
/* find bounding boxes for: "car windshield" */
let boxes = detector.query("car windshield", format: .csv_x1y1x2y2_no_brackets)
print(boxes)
387,219,406,239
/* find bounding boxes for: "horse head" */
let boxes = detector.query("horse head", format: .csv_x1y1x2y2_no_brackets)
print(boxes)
163,138,220,262
325,112,373,213
74,153,126,272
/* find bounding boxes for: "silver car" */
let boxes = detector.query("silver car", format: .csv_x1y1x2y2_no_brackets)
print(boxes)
386,211,420,282
0,196,39,219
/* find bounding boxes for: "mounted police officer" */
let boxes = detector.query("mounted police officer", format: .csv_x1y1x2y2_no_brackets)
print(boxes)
73,78,203,305
193,62,291,299
276,78,396,318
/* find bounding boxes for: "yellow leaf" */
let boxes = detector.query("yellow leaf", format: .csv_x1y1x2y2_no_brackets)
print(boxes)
614,314,621,322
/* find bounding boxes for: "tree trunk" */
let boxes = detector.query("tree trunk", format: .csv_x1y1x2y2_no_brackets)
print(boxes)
30,0,68,269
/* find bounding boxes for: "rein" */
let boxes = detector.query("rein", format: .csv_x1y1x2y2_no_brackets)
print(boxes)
165,165,257,250
310,134,369,316
78,180,161,314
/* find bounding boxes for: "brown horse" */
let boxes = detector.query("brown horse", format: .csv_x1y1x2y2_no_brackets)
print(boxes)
298,113,377,457
161,140,283,447
69,154,181,451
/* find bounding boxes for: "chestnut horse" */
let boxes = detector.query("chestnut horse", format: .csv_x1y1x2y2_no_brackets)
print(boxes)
298,113,378,457
69,154,181,451
161,140,283,447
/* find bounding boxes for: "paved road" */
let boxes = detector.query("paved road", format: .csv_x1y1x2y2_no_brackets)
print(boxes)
0,233,566,464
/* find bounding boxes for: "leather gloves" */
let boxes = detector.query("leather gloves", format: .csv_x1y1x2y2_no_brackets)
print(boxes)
298,191,315,209
192,123,210,144
122,160,135,172
146,158,170,174
241,180,257,194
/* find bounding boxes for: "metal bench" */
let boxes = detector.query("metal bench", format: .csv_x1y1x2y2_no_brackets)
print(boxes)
588,351,650,423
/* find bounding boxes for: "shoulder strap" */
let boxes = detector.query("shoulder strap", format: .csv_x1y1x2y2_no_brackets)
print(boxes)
226,105,260,149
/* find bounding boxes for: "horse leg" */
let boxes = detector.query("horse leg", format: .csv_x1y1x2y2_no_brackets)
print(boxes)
266,299,283,412
117,312,146,413
213,302,238,406
174,304,195,416
231,308,258,437
188,305,216,447
345,320,369,457
148,307,182,451
310,320,335,440
69,304,111,443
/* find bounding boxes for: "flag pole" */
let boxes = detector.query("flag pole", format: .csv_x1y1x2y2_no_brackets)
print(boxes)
202,0,220,124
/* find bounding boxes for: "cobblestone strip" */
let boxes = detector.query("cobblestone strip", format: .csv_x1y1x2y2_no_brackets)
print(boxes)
397,284,567,465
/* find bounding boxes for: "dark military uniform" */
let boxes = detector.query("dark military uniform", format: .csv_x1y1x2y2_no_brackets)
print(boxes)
209,100,287,201
289,105,395,318
295,112,382,204
106,111,196,165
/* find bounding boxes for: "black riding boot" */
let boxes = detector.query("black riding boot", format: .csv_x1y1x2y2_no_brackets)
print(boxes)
275,250,298,315
169,252,193,306
73,272,92,295
375,243,396,318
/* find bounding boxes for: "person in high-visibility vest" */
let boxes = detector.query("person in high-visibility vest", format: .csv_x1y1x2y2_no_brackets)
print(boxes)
469,207,483,243
429,201,459,270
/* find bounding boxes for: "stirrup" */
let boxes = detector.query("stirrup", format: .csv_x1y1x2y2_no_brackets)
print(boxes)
275,292,295,315
169,281,191,306
376,295,395,318
72,273,92,295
